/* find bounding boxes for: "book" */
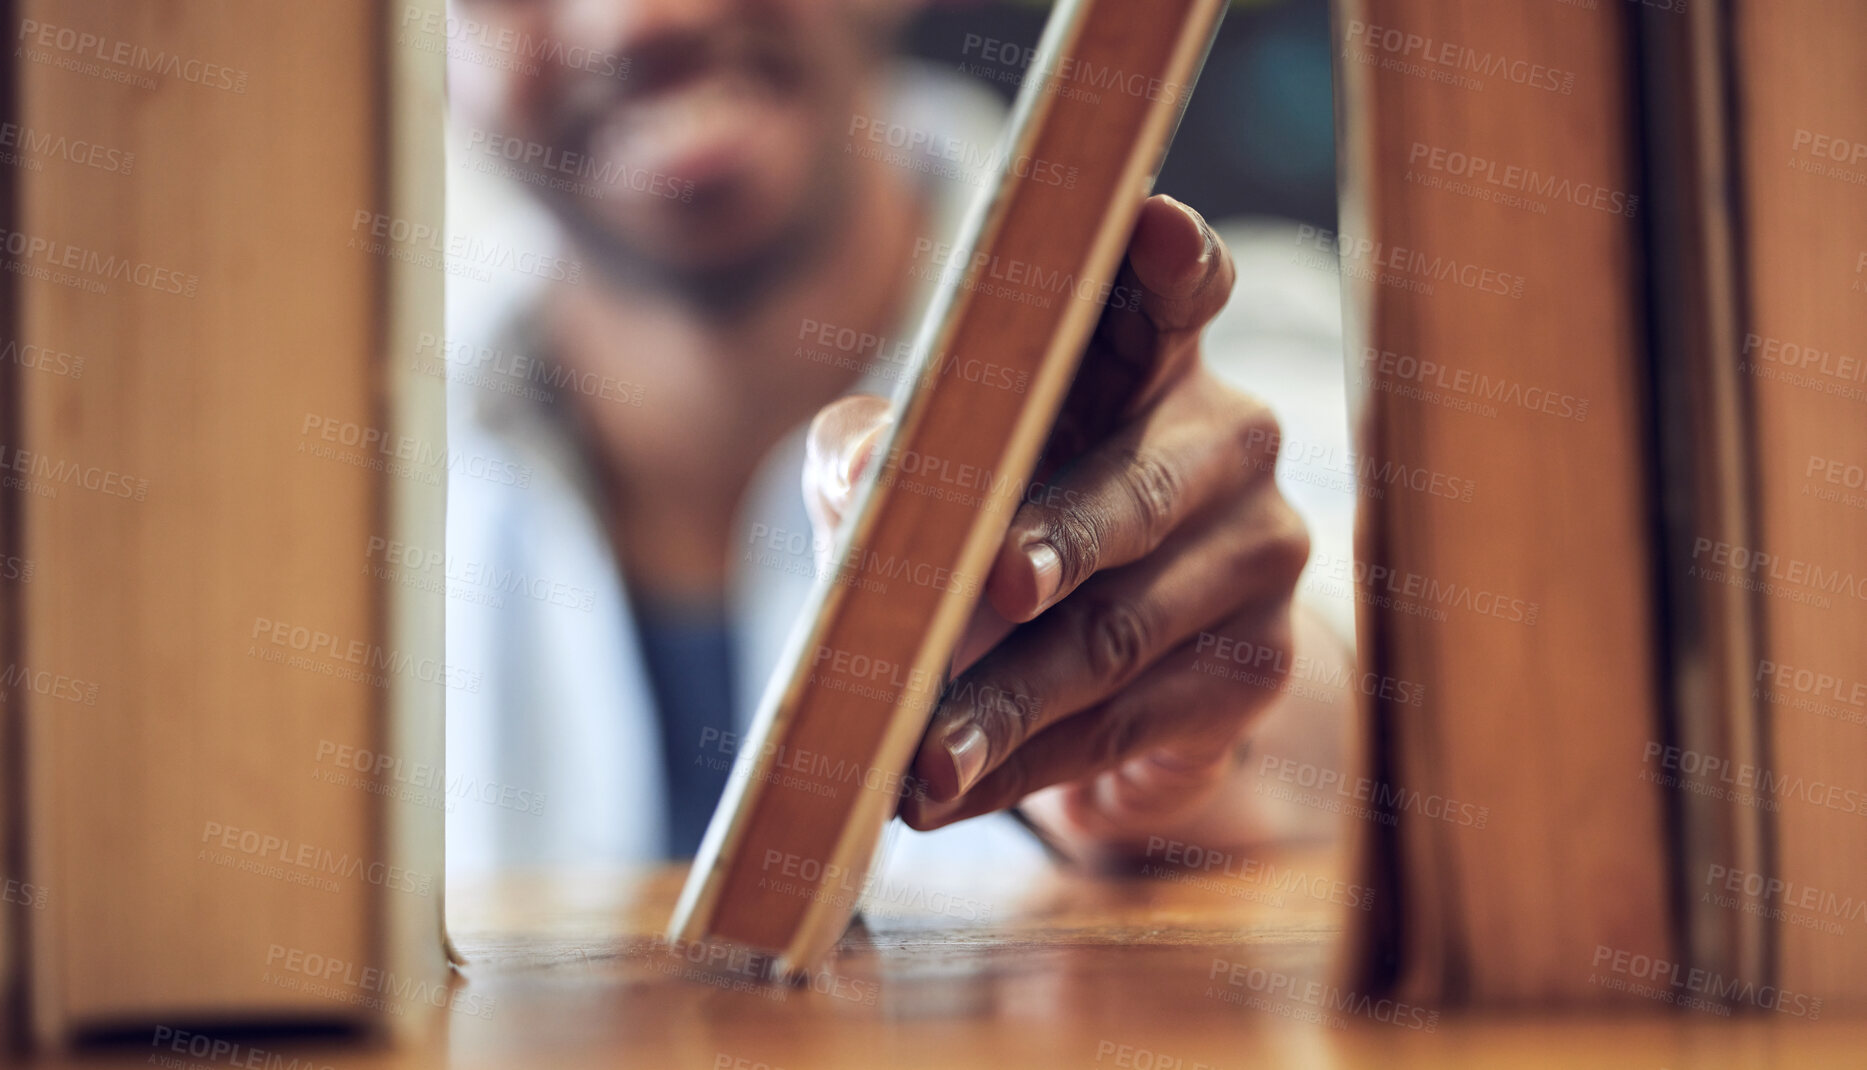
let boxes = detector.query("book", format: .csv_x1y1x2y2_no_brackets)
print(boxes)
7,0,448,1045
1733,0,1867,1004
1334,0,1673,1003
668,0,1229,978
1339,0,1867,1010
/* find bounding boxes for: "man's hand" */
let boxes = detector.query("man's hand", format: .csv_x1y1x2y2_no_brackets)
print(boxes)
802,195,1312,854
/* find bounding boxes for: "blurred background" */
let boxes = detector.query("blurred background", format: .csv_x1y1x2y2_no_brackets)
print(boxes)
900,0,1336,227
442,0,1355,883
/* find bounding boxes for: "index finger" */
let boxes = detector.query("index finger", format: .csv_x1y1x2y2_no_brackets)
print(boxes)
1090,195,1238,419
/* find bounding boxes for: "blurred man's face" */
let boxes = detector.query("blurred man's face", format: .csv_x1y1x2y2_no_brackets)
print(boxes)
451,0,899,295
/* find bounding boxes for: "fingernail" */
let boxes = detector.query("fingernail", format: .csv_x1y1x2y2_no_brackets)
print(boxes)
1173,198,1212,264
1026,541,1062,611
946,722,990,795
833,424,886,507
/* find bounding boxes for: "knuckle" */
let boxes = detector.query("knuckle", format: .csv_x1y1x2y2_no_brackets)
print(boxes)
1254,616,1299,691
1230,493,1309,589
1043,503,1105,594
1081,597,1157,689
953,672,1041,754
983,671,1045,736
1233,395,1282,469
1265,500,1312,587
1115,448,1182,550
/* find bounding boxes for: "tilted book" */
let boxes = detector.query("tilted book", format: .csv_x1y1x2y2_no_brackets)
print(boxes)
669,0,1229,977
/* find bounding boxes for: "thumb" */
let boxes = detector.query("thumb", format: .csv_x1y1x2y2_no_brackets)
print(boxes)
803,394,893,570
804,393,1016,684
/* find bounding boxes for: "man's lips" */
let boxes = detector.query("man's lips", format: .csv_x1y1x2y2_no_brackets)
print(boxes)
581,70,795,195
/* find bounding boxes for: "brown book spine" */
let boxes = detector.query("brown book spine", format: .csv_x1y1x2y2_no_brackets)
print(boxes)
1334,0,1675,1003
671,0,1228,975
13,0,447,1044
1734,0,1867,1008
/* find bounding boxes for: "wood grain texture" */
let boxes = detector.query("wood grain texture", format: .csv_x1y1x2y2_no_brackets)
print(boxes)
674,0,1227,972
1733,0,1867,1004
13,0,444,1041
1335,0,1673,1002
14,855,1867,1068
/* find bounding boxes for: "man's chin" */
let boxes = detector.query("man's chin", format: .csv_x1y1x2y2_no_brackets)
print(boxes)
645,214,802,275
